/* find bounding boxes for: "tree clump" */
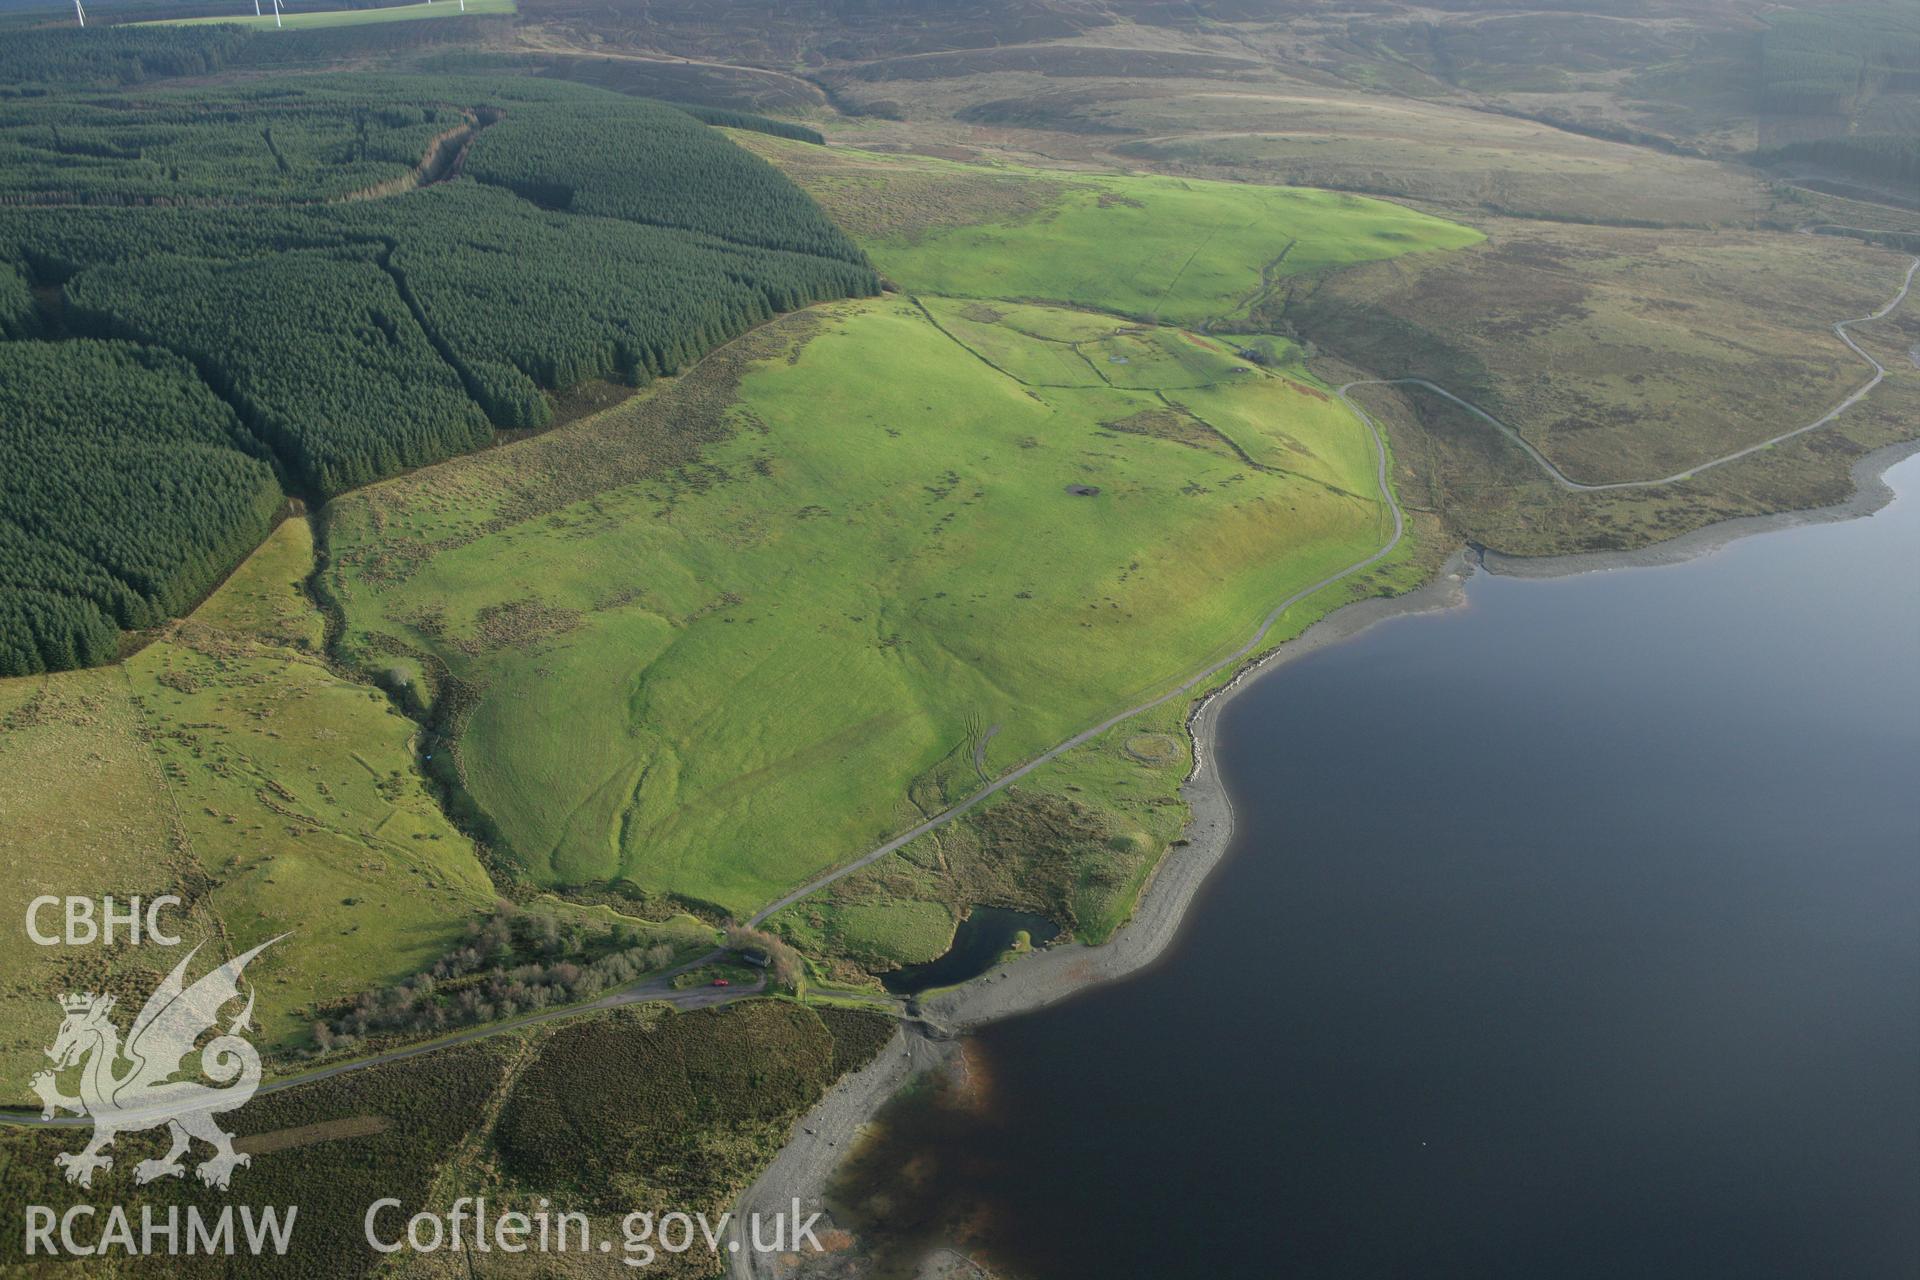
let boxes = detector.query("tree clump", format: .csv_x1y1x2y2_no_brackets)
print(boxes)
725,922,805,991
311,904,682,1053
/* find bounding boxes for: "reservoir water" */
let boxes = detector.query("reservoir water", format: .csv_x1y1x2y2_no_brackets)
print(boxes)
837,454,1920,1279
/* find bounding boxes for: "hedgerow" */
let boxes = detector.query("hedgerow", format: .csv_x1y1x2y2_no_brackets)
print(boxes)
312,903,692,1051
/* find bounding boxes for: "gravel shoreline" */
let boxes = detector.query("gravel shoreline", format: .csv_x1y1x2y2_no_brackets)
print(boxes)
1479,438,1920,579
918,442,1920,1036
729,1022,954,1279
732,437,1920,1278
918,551,1474,1034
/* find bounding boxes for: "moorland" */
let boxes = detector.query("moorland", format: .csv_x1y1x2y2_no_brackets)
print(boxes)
0,4,1916,1269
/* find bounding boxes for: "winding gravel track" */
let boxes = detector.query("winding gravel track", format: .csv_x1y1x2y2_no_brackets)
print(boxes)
1344,253,1919,493
748,248,1918,924
4,251,1909,1120
0,955,754,1128
746,381,1410,926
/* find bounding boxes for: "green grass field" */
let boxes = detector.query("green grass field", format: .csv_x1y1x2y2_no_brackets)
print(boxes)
318,146,1481,929
880,176,1479,325
0,130,1483,1022
0,131,1486,1025
0,518,723,1093
737,136,1481,326
0,520,501,1092
771,476,1441,977
138,0,512,30
327,295,1399,915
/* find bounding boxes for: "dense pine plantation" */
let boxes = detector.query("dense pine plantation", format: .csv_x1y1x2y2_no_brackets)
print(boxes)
461,98,866,262
380,183,877,427
0,20,501,90
67,247,493,495
0,75,875,674
0,26,253,89
1759,133,1920,187
1759,4,1920,113
0,341,281,674
0,96,454,205
0,266,31,339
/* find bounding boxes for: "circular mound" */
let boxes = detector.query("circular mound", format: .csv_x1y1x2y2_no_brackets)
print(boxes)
1123,733,1181,765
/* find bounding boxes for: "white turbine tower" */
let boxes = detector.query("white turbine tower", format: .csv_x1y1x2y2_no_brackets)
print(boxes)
271,0,282,27
73,0,85,25
254,0,261,15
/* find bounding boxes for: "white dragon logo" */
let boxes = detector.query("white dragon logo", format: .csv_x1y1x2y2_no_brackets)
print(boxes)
31,936,283,1190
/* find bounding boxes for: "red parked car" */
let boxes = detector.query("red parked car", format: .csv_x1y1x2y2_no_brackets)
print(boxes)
711,978,730,987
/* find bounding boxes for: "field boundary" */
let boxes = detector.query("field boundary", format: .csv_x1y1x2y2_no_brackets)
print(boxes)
5,243,1907,1104
747,246,1918,925
745,367,1407,926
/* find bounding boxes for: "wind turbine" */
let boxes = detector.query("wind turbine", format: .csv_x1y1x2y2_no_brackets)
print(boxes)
73,0,85,25
271,0,282,27
254,0,261,15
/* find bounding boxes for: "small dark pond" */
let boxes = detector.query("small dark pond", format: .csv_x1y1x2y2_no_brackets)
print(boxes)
880,907,1059,995
841,453,1920,1279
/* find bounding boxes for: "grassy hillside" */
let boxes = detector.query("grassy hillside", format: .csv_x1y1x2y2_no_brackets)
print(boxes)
742,136,1481,325
0,515,726,1094
311,130,1482,928
0,50,1483,1063
0,76,875,673
327,294,1399,913
879,173,1476,324
2,3,1912,1238
0,519,497,1091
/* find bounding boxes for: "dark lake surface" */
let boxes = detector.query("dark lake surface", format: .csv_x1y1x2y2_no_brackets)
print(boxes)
845,455,1920,1279
882,907,1059,995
